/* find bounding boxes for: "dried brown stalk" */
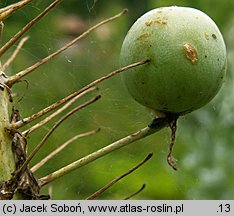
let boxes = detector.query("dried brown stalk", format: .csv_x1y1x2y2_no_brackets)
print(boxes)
9,87,96,130
9,60,148,131
19,95,101,175
2,36,29,71
22,87,97,135
86,153,152,200
0,0,33,21
6,8,128,87
124,184,146,200
0,0,62,57
167,118,178,171
38,118,168,187
31,129,100,172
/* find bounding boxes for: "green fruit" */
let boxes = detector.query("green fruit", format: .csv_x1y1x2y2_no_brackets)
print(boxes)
120,6,227,115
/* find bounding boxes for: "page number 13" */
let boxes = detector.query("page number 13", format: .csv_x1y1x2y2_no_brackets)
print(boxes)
218,204,231,213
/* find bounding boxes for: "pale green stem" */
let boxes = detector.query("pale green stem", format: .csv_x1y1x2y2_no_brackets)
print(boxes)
38,119,168,187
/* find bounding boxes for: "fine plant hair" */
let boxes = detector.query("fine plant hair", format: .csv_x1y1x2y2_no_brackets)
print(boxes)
0,1,175,200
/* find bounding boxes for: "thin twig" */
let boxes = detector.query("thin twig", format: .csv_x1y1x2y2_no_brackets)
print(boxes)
0,0,33,21
31,129,100,172
9,60,148,130
167,117,178,171
38,117,169,187
6,8,128,87
124,184,146,200
9,86,96,131
86,153,152,200
70,59,150,99
2,36,29,71
0,0,62,57
22,87,97,135
18,95,101,176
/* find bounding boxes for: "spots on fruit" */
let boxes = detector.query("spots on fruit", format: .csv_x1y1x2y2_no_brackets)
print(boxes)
183,43,198,64
212,34,217,40
145,17,167,26
145,20,153,26
204,32,209,40
137,32,149,40
155,16,168,25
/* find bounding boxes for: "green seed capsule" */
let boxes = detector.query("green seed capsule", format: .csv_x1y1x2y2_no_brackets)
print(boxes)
120,6,227,115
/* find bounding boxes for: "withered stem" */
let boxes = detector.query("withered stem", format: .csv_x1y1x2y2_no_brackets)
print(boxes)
167,118,178,171
0,0,33,21
9,87,96,131
22,87,97,135
86,153,152,200
6,8,128,87
9,60,148,131
0,0,62,58
18,95,101,175
124,184,146,200
38,118,167,187
2,36,29,71
31,129,100,172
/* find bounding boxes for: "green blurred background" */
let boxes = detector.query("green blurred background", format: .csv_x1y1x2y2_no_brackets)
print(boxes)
1,0,234,199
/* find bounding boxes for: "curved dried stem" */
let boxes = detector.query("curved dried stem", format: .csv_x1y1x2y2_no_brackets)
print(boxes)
167,117,178,171
86,153,152,200
124,184,146,200
6,8,128,87
0,0,62,58
38,117,169,187
9,86,96,131
2,36,29,71
71,60,150,97
22,87,97,135
31,128,100,173
0,0,33,21
18,95,101,176
8,60,148,131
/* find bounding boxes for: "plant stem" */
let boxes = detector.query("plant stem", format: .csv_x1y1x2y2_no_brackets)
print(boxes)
19,95,101,175
2,36,29,71
86,153,152,200
22,87,97,135
0,22,15,183
6,8,128,87
9,60,148,130
124,184,146,200
31,129,100,172
0,77,15,182
0,0,62,58
0,0,33,21
38,118,168,187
